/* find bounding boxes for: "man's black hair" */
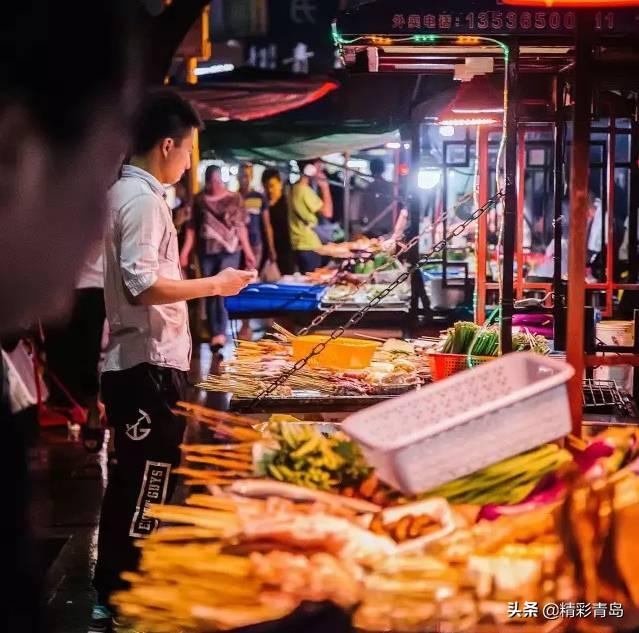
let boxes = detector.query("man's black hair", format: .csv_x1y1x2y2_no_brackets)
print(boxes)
370,158,385,178
204,164,221,184
261,168,281,187
133,90,203,156
1,1,137,149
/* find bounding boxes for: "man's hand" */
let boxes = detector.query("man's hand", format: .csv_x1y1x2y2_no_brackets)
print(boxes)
211,268,256,297
179,252,189,269
317,170,329,186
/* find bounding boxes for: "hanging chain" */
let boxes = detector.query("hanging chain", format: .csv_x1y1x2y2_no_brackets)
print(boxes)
298,191,478,335
246,190,504,409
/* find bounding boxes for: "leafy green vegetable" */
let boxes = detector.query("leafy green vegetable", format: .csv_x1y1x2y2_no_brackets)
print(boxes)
441,321,550,357
259,422,371,491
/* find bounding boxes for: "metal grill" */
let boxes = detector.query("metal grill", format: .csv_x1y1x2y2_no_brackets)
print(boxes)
582,379,625,409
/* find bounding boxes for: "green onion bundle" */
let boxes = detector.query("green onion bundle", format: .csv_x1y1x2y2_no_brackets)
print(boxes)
441,322,550,357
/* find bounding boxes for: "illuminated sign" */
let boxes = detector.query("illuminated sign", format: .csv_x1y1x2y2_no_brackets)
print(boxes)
502,0,639,6
336,1,639,37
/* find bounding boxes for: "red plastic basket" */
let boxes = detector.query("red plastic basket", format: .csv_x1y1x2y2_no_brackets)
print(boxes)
427,352,494,381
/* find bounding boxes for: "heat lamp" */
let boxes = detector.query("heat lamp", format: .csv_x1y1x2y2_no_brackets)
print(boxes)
436,76,504,127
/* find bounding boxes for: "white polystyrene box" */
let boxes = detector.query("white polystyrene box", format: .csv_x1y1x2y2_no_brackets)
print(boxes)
343,352,575,495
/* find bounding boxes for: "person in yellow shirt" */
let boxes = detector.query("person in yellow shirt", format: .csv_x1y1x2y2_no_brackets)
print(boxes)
289,159,333,273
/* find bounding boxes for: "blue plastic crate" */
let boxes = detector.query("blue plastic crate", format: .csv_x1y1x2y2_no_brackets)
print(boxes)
225,283,325,314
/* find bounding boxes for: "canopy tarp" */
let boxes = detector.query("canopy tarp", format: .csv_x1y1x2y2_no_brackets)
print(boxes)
175,68,339,122
208,130,401,161
200,72,454,159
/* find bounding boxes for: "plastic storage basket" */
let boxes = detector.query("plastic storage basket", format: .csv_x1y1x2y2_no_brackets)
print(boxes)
225,283,325,314
292,335,379,370
343,352,574,495
427,352,493,381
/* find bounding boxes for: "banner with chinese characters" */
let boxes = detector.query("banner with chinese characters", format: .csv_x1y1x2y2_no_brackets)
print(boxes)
337,0,639,37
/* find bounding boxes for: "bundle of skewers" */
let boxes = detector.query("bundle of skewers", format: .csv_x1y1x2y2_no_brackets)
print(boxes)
198,324,431,399
112,403,639,633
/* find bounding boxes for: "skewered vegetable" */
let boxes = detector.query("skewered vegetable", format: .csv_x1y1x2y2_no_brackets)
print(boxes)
423,444,572,506
258,422,372,491
441,321,550,356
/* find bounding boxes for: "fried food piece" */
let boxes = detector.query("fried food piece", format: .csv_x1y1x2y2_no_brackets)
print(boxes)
393,516,413,543
359,474,379,499
408,515,436,539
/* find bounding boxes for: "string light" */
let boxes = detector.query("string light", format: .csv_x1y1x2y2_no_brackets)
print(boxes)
371,36,393,45
456,36,481,45
413,34,439,42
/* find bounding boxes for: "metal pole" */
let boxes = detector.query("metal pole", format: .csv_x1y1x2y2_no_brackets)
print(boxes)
442,164,448,286
553,78,566,349
343,152,351,240
408,124,423,319
501,41,519,354
516,127,526,300
566,13,593,436
392,147,401,227
186,57,201,196
605,108,616,317
476,126,490,324
630,122,639,283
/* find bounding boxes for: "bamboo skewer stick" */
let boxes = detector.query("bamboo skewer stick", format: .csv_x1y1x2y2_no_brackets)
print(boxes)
175,402,256,427
271,322,295,340
173,467,247,484
185,454,255,471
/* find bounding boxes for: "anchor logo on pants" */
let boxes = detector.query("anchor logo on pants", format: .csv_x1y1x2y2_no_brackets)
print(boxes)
126,409,152,441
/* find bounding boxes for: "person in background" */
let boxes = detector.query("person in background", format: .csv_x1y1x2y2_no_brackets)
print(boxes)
44,244,106,439
262,168,295,275
289,158,333,274
239,163,267,268
172,179,192,254
351,157,395,238
181,165,257,352
238,163,267,340
93,91,255,631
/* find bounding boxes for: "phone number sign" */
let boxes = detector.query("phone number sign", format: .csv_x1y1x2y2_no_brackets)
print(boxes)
387,8,639,35
388,9,639,35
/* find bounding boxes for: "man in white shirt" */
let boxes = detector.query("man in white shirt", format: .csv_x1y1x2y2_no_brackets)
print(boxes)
92,91,254,630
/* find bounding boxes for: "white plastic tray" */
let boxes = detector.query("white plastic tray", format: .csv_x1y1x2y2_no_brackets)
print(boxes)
343,352,574,495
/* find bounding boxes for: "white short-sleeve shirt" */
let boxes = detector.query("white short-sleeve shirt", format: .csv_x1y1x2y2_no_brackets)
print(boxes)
103,165,191,373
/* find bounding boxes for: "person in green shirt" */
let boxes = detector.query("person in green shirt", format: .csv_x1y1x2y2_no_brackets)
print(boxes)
289,159,333,273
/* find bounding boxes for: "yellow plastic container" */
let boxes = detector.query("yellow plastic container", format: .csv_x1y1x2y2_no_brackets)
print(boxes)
291,335,379,370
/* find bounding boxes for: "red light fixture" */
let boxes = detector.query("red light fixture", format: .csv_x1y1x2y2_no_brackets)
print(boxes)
436,76,504,127
502,0,639,6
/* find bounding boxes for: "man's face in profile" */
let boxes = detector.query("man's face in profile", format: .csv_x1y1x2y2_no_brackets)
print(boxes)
0,1,136,334
0,104,129,331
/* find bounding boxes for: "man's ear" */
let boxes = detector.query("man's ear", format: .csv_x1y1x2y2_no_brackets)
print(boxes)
0,105,47,219
161,137,174,158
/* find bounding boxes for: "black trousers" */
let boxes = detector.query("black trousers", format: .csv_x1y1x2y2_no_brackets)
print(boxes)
44,287,105,408
94,363,188,605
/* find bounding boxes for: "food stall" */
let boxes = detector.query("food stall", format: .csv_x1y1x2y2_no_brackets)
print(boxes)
110,1,639,631
114,366,639,632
